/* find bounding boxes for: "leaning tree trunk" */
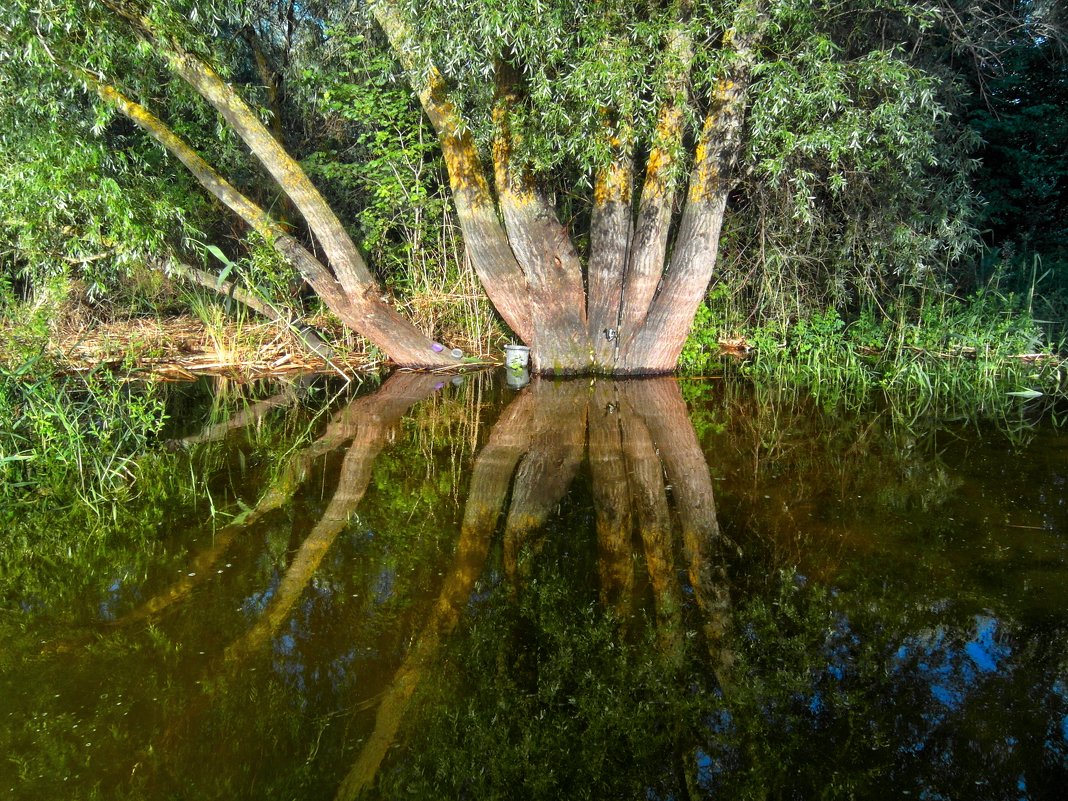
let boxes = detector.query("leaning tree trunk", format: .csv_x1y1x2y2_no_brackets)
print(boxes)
372,0,767,375
91,0,461,369
91,0,764,374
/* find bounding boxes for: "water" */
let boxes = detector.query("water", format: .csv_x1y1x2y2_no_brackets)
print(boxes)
2,372,1066,800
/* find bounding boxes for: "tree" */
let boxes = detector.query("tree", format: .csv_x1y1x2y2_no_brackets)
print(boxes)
968,18,1068,264
2,1,982,373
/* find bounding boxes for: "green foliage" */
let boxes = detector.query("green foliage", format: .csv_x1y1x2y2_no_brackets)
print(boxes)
0,1,311,309
737,286,1065,414
719,1,981,325
301,29,447,279
298,21,503,347
0,95,205,301
1,0,1060,379
677,300,721,375
968,32,1068,263
0,2,212,300
0,297,168,510
403,0,671,175
965,27,1068,337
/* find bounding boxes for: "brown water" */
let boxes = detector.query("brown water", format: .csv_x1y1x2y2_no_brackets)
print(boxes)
2,372,1066,800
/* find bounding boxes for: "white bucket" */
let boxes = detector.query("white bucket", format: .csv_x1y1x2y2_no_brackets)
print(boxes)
504,344,530,369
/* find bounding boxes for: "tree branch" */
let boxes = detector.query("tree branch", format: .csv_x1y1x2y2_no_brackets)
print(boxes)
368,0,535,343
85,74,456,366
163,257,334,358
99,0,375,297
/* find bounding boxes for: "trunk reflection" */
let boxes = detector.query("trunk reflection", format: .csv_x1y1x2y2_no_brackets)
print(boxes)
338,376,728,797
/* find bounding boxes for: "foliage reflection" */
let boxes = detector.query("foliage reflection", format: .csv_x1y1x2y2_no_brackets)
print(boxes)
1,374,1065,801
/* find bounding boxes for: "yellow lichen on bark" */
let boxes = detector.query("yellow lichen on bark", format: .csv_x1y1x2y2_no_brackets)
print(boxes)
91,78,277,239
491,96,539,210
442,138,490,204
491,101,512,193
642,151,671,198
593,160,632,206
688,115,721,203
641,107,684,199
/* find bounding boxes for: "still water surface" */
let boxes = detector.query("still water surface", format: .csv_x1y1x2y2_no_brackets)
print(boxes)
2,372,1066,799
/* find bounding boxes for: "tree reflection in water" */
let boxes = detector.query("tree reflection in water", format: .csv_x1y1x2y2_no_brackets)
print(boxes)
338,377,738,799
340,378,1066,801
2,373,1065,801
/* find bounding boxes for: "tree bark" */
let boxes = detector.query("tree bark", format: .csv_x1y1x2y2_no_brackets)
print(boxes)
239,25,298,226
493,67,591,372
621,3,765,373
587,152,634,369
616,24,693,347
369,0,534,344
88,75,458,367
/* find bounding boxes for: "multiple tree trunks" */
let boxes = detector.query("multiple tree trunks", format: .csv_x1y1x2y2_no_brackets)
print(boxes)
60,371,731,793
90,0,767,375
93,0,460,369
373,0,767,375
336,374,734,798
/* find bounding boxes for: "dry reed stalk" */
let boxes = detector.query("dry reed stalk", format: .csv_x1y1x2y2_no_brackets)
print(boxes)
36,314,387,381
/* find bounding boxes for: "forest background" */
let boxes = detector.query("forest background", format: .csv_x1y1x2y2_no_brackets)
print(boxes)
1,6,1066,791
0,0,1066,388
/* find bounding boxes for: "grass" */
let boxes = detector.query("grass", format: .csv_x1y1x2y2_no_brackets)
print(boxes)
681,283,1066,418
0,349,167,510
0,284,168,510
390,208,509,359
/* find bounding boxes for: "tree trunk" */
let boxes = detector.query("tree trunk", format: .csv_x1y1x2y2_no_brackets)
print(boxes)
587,154,634,368
493,68,591,372
92,0,767,375
620,15,762,373
616,25,693,350
89,5,461,369
369,0,766,375
369,0,535,344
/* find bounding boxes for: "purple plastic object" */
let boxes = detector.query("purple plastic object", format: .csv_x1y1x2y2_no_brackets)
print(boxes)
431,342,445,353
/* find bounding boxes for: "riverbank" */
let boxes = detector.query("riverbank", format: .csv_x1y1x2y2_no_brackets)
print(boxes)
1,312,380,381
681,299,1067,413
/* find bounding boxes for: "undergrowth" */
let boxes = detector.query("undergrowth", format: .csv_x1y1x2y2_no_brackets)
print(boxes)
681,285,1066,415
0,290,167,511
